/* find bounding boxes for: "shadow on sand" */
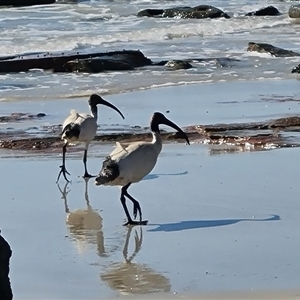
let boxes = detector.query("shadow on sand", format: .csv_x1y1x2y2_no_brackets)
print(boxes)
148,214,280,232
143,171,188,181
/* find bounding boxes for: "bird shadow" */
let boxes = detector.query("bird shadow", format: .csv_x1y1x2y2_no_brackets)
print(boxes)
148,214,280,232
143,170,188,181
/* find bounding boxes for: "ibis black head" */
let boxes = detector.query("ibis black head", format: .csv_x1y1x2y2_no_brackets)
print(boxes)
150,112,190,145
89,94,125,119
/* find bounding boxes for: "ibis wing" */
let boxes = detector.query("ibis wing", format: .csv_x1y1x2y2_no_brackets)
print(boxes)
109,141,145,159
62,109,80,130
116,143,158,183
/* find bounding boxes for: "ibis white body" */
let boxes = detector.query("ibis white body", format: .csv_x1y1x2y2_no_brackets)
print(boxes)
100,132,162,186
62,109,97,149
94,112,189,226
57,94,125,182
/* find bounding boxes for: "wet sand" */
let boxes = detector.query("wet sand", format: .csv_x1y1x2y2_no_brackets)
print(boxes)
1,144,300,299
1,80,300,299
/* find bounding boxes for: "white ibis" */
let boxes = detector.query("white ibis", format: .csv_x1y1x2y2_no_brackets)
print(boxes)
57,94,125,182
95,112,190,226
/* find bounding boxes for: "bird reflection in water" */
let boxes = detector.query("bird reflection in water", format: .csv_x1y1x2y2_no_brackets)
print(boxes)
100,226,171,295
57,178,106,256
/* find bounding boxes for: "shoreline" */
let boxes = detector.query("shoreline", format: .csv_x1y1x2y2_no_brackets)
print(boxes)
1,79,300,153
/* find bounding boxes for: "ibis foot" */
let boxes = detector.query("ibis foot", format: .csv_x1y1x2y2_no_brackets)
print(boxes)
123,220,148,226
57,165,71,183
83,173,95,179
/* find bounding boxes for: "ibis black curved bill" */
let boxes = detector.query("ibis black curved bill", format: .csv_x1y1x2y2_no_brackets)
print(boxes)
151,112,190,145
90,94,125,120
163,117,190,145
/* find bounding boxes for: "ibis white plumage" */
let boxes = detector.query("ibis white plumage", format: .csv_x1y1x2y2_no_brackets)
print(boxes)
95,112,190,226
57,94,125,182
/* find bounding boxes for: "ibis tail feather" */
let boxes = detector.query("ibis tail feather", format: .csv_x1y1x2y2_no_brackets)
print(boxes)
62,123,81,140
95,157,119,185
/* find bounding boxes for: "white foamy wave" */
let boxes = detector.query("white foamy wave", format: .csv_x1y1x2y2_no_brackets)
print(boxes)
0,5,292,56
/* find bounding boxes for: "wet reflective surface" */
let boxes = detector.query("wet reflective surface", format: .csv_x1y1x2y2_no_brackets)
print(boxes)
1,80,300,155
1,143,300,298
100,226,171,295
1,80,300,298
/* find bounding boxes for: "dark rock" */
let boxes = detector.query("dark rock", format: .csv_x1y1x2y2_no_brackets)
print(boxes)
154,57,239,68
0,50,152,73
36,113,46,118
247,42,300,57
0,112,46,122
64,56,134,73
137,9,164,17
165,60,193,70
289,4,300,18
245,6,280,16
0,0,55,6
0,232,13,300
291,64,300,73
138,5,230,19
269,116,300,128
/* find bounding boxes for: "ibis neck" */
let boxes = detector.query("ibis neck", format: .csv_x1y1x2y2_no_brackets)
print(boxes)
151,131,163,154
90,104,98,120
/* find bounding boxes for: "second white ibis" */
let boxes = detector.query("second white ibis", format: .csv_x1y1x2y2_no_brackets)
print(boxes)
95,112,190,226
57,94,125,182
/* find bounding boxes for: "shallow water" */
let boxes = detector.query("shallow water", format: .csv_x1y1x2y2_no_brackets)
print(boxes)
1,144,300,298
1,80,300,150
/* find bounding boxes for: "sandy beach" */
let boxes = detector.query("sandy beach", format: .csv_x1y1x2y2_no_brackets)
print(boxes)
1,80,300,299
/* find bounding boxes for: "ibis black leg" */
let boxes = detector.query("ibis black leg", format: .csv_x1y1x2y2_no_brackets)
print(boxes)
120,192,134,226
57,143,71,183
122,183,142,221
83,149,94,178
121,183,148,226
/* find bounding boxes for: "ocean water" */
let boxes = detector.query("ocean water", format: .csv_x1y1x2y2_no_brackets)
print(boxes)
0,0,300,101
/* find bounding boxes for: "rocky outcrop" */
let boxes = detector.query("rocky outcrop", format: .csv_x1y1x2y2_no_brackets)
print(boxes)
0,112,46,123
247,42,300,57
0,50,152,73
0,0,55,6
64,56,135,73
154,57,239,69
245,6,280,16
288,4,300,18
138,5,230,19
291,64,300,73
0,232,13,300
164,60,193,70
0,49,240,73
137,5,285,19
2,115,300,151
